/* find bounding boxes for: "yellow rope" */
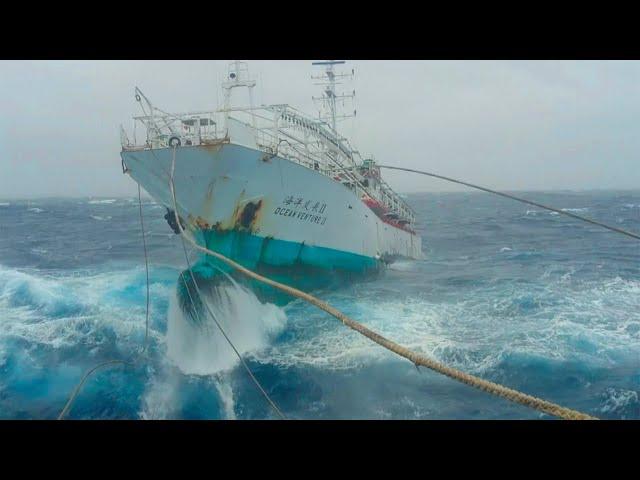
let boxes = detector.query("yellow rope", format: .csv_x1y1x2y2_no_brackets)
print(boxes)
168,148,597,420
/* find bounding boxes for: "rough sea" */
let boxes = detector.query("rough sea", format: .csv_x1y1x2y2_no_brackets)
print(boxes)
0,190,638,419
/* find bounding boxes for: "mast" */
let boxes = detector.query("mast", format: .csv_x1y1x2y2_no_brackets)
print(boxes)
312,60,355,135
221,61,257,132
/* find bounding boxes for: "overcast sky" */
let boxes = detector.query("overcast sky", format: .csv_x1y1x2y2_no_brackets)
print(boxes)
1,60,639,198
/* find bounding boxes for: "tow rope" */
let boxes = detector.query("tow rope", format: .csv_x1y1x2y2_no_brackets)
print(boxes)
62,150,635,420
168,148,597,420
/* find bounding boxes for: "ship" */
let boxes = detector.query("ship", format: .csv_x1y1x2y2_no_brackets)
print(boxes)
120,61,423,307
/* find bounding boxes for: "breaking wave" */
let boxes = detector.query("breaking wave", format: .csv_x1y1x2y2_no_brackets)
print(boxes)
167,278,287,375
0,264,168,350
255,275,640,379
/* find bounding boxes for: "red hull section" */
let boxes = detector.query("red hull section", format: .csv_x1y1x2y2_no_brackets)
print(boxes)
362,198,415,234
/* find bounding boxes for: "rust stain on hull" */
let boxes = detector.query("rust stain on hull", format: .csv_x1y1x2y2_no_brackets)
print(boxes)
200,138,228,151
190,197,267,235
235,199,264,232
187,143,265,234
193,216,212,230
199,180,216,221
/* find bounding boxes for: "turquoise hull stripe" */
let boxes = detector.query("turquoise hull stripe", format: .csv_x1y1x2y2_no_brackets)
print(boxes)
200,229,380,273
178,229,382,309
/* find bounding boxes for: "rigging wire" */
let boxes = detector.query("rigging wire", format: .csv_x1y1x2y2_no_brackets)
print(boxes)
377,165,640,241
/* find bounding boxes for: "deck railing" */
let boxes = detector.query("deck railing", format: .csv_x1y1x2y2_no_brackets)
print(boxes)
123,105,415,225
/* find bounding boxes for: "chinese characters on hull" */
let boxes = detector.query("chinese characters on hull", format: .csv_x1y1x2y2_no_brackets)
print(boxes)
274,195,328,225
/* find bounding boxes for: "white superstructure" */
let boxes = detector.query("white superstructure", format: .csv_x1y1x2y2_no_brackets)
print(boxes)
120,61,423,279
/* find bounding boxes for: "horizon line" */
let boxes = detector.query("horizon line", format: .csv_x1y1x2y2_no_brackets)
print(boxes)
2,187,640,201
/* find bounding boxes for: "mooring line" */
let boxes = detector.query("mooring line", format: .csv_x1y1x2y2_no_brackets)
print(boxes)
378,165,640,241
168,148,596,420
58,360,132,420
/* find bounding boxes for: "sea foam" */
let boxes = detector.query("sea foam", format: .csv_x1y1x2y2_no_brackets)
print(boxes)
166,279,287,375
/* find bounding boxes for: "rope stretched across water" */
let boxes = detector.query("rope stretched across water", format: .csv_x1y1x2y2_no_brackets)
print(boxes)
378,165,640,241
169,149,596,420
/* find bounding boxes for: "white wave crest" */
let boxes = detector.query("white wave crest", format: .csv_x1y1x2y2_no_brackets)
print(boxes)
253,275,640,376
166,279,287,375
139,369,181,420
560,207,589,213
600,387,639,417
88,199,117,205
254,295,454,371
213,377,237,419
388,260,420,272
0,264,162,350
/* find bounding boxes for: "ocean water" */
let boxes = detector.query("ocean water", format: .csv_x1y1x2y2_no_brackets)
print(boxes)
0,191,638,420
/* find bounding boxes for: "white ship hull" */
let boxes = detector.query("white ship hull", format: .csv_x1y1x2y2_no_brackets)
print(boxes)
122,142,423,279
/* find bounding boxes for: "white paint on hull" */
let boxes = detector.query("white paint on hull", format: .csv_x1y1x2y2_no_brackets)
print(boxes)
121,143,423,262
